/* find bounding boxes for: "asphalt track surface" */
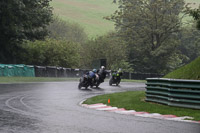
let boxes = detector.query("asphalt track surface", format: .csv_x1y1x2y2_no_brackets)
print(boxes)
0,81,199,133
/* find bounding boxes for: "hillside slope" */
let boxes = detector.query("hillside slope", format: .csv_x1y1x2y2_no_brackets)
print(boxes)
51,0,200,38
164,57,200,80
51,0,117,38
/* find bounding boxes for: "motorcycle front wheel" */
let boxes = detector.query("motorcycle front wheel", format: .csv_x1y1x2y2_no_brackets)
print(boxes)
96,83,100,88
78,83,82,89
109,79,112,86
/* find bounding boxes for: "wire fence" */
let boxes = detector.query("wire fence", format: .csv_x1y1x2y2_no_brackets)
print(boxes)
34,66,164,80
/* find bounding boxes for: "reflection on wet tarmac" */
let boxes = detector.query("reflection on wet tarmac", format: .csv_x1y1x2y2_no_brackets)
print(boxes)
0,82,199,133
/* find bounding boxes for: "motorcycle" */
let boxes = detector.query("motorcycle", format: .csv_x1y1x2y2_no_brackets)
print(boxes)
109,72,121,86
78,74,100,89
93,70,108,88
90,74,102,88
78,74,90,89
94,69,109,88
78,70,107,89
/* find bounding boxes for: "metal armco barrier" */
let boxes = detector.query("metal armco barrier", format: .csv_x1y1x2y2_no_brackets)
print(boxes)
145,78,200,109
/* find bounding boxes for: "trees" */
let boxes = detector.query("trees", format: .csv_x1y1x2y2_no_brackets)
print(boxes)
20,39,81,68
18,16,89,68
80,32,133,71
0,0,53,63
108,0,186,73
189,6,200,30
178,26,200,64
47,16,88,44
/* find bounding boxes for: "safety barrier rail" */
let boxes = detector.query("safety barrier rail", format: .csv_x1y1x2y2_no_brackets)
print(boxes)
0,64,163,79
145,78,200,109
0,64,35,77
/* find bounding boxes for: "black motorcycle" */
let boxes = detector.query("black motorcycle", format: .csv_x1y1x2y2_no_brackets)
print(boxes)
87,74,102,88
109,72,121,86
78,74,90,89
93,70,108,88
92,74,102,88
78,74,99,89
79,70,107,89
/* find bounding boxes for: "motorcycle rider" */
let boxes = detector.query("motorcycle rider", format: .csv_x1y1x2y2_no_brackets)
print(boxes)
112,68,123,76
110,68,123,85
78,69,97,89
117,68,123,76
117,68,123,83
97,66,107,82
87,69,98,87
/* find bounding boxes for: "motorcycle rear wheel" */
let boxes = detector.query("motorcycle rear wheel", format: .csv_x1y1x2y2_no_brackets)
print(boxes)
116,82,119,86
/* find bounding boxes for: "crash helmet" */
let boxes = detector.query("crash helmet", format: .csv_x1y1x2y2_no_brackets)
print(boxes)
118,68,122,73
92,69,97,73
101,66,105,70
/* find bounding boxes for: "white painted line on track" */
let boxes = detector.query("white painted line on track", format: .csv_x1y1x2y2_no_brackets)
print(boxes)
96,107,118,111
87,105,107,109
5,95,30,115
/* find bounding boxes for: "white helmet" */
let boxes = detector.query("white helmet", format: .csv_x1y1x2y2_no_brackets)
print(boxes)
118,68,122,73
101,66,105,69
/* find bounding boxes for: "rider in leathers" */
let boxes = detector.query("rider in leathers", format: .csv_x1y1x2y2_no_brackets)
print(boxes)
98,66,107,83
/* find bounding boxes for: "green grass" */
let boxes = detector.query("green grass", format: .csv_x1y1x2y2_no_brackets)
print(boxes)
0,77,79,83
51,0,200,38
84,91,200,121
51,0,117,38
164,57,200,80
0,77,144,83
121,79,146,83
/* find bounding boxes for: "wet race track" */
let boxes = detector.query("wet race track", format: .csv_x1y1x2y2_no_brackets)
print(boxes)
0,81,199,133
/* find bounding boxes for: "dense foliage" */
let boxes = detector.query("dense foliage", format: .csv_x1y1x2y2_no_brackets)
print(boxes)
80,33,133,71
107,0,186,73
20,39,80,68
178,26,200,64
0,0,53,63
189,6,200,30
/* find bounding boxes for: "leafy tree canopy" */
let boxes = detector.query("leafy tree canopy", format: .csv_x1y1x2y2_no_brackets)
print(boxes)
20,39,81,68
178,26,200,64
188,6,200,29
108,0,186,73
80,32,133,72
0,0,53,63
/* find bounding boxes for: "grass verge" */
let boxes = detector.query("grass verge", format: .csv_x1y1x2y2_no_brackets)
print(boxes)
121,79,146,83
0,77,145,83
0,77,79,83
83,91,200,121
164,57,200,80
